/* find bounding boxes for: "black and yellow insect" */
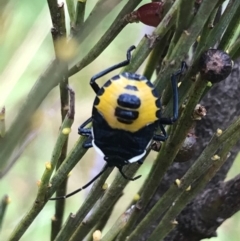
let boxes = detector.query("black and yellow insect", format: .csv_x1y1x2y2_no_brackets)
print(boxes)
50,46,187,200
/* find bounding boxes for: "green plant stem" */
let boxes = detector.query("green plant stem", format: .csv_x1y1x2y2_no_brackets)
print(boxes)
0,0,136,173
175,1,239,113
51,86,71,240
128,112,240,241
101,206,135,241
183,0,225,56
148,131,240,241
49,138,88,198
68,0,142,77
51,160,68,241
0,55,64,172
73,0,86,32
142,31,173,80
66,0,76,25
126,75,206,241
160,0,224,116
204,0,240,51
0,195,9,230
51,125,69,239
194,6,219,56
117,74,207,241
73,0,123,40
0,0,71,172
169,75,206,142
173,0,236,90
49,4,69,240
229,38,240,60
54,165,113,241
179,0,240,101
156,0,219,99
0,107,5,138
34,94,75,199
176,0,195,31
165,0,195,59
122,0,180,74
85,193,122,241
0,131,39,179
219,3,240,51
69,164,140,241
8,102,75,241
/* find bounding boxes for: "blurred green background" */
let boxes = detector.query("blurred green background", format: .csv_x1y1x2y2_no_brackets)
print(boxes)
0,1,240,240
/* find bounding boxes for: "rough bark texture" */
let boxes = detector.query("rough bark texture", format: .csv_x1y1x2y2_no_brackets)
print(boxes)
138,59,240,241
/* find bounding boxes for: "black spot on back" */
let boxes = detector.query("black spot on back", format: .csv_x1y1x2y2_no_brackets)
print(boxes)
103,80,112,87
117,118,133,124
112,75,121,81
115,107,139,121
117,94,141,109
124,85,138,91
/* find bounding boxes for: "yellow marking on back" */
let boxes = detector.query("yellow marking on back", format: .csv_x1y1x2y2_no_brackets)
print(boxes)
95,75,159,132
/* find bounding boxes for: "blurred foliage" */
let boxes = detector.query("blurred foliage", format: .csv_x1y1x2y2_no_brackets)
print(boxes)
0,0,155,240
0,0,240,240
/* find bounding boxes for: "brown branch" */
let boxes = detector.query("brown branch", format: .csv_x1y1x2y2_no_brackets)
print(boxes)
166,174,240,241
136,59,240,241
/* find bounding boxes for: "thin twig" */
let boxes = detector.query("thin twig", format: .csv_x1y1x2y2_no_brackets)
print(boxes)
85,192,123,241
165,0,195,60
49,3,69,239
0,130,39,178
101,206,135,241
148,129,240,241
73,0,86,33
121,0,180,74
69,164,140,241
156,0,219,100
142,31,173,80
173,0,240,114
218,2,240,51
8,90,75,241
0,0,133,173
0,195,10,230
203,0,240,52
117,74,207,241
0,106,5,138
229,38,240,60
68,0,142,77
54,165,113,241
128,111,240,240
66,0,75,25
73,0,123,40
125,131,218,240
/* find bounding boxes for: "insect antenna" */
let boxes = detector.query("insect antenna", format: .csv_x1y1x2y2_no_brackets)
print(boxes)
49,165,109,200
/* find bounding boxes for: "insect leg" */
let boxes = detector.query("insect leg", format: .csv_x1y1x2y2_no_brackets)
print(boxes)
159,61,187,124
78,117,92,136
49,165,109,200
90,46,136,94
118,167,141,181
153,123,168,141
83,137,93,149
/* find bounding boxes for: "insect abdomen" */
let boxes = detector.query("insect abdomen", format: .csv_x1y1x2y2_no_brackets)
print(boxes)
94,74,160,132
